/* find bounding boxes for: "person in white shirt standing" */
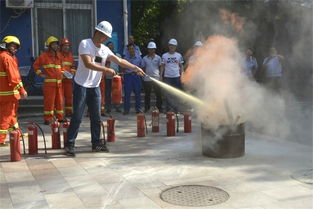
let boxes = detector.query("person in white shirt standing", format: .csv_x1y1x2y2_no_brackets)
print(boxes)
142,42,163,113
161,38,184,112
65,21,145,157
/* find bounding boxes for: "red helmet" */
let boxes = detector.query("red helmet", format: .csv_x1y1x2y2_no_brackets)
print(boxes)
60,38,71,46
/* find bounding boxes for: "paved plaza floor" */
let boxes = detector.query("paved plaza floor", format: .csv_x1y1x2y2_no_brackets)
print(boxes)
0,112,312,209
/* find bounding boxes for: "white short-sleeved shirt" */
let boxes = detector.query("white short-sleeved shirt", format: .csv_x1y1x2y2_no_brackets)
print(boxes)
162,52,183,78
74,38,114,87
142,54,162,81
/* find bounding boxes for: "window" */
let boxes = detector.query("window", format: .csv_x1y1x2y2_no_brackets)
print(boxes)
33,0,94,57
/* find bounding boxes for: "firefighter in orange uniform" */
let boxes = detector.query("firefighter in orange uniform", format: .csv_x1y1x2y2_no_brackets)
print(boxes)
0,36,27,146
33,36,64,125
59,38,76,117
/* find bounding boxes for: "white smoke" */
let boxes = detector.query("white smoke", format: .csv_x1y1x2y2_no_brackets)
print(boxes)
182,35,290,138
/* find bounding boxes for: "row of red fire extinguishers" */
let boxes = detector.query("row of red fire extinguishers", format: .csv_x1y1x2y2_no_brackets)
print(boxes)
137,110,192,137
9,111,192,162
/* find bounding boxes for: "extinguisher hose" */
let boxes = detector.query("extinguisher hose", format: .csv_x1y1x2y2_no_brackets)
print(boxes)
176,113,179,133
31,122,47,155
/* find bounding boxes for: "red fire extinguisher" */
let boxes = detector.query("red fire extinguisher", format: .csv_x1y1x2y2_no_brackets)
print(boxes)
28,124,38,155
151,110,160,132
10,130,21,162
112,75,122,104
166,112,176,136
51,121,61,149
137,113,145,137
184,112,192,133
63,121,70,148
107,118,116,142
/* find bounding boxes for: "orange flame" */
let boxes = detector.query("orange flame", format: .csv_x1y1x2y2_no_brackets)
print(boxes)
219,8,245,32
182,35,237,84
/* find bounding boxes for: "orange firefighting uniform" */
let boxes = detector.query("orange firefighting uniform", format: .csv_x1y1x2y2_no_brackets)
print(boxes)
33,51,64,121
60,51,75,116
0,51,26,143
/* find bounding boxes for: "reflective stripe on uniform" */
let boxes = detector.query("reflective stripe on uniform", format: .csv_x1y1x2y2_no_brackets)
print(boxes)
63,61,72,66
64,106,72,110
55,110,64,114
44,111,54,115
0,129,8,134
0,90,19,95
43,64,61,69
15,82,23,89
44,79,62,84
0,72,7,76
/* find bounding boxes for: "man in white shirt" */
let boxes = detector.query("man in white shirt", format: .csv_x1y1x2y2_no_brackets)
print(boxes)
142,42,163,112
161,38,184,112
65,21,145,156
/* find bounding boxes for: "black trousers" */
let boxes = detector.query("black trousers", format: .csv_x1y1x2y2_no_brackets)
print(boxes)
143,81,162,111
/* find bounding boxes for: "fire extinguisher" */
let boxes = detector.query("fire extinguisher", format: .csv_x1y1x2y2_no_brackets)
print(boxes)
10,130,21,162
184,112,192,133
151,110,160,132
166,112,176,136
51,121,61,149
28,124,38,155
112,75,122,104
63,121,70,148
107,118,116,142
137,113,146,137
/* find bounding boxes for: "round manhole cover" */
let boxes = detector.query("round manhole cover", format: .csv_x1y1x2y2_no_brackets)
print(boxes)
291,169,313,184
160,185,229,207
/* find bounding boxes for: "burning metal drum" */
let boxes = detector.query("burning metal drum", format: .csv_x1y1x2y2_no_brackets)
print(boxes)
201,123,245,158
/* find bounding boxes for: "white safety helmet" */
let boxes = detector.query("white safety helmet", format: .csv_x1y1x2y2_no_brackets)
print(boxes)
95,21,113,38
168,38,178,46
194,41,203,47
147,42,157,49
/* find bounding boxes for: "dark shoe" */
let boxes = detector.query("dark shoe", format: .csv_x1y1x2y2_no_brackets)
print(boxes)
65,145,75,157
58,119,65,123
101,113,106,116
144,109,149,113
123,111,129,115
44,120,50,125
92,144,109,152
115,108,122,113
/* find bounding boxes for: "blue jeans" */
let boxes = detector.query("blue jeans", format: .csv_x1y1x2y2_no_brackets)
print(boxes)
123,74,142,112
66,81,101,146
163,77,181,112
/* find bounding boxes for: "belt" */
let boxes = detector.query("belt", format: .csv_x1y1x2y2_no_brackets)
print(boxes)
124,72,137,75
